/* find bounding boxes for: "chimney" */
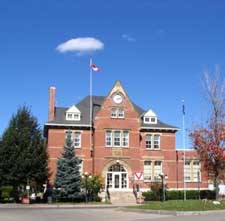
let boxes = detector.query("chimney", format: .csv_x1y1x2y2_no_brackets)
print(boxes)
48,86,56,121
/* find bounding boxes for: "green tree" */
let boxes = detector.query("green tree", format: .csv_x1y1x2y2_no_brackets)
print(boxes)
0,106,48,192
54,131,83,202
82,175,103,202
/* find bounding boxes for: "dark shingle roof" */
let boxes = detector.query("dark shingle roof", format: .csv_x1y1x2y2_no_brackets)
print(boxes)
46,96,178,130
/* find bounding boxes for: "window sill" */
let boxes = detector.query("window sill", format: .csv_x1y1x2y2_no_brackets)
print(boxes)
145,148,161,151
184,181,202,183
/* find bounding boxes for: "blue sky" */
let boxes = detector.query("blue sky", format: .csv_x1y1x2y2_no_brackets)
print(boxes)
1,0,225,148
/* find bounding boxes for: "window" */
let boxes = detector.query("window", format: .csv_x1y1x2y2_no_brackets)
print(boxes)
65,131,82,148
114,131,121,146
67,113,73,119
184,161,191,181
154,161,162,181
151,117,156,123
111,108,125,119
118,108,124,118
145,134,160,149
193,161,200,182
74,132,81,148
184,160,201,182
144,117,150,123
111,108,117,118
144,161,152,181
144,161,162,182
79,160,83,175
146,134,152,149
74,113,80,120
106,131,112,147
122,131,129,147
66,112,81,121
154,135,160,149
105,130,129,147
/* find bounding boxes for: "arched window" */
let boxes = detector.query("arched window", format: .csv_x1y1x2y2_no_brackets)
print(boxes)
108,164,126,172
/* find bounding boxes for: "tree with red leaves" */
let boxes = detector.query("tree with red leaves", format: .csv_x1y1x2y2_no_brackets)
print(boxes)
190,68,225,200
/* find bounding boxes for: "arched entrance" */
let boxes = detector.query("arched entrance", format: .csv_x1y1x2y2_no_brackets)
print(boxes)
106,163,128,190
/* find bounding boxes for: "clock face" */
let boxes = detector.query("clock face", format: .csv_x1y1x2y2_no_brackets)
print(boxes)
113,94,123,104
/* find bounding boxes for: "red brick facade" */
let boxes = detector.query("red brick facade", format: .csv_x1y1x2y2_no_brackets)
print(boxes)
44,81,209,192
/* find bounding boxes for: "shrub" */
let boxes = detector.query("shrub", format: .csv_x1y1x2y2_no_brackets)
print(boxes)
0,186,14,203
143,189,216,201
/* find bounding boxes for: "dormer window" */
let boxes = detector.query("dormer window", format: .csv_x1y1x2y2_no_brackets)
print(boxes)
66,105,81,121
143,109,157,124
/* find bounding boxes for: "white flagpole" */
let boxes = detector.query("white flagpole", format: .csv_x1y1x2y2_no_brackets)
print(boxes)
182,99,186,200
90,58,93,153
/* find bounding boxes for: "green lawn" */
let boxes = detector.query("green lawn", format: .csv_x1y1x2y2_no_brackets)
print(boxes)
132,200,225,211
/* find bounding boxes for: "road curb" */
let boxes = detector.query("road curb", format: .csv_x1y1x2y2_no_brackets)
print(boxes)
119,207,225,216
0,204,120,209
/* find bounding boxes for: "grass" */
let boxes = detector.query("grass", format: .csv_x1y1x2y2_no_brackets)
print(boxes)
131,200,225,211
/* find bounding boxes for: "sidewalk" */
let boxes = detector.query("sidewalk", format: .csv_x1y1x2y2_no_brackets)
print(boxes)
1,203,225,216
0,202,136,209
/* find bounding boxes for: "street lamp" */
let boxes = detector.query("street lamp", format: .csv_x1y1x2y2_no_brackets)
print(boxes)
159,173,168,202
82,172,92,203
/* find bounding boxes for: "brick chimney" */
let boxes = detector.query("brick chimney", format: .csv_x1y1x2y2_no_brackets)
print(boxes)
48,86,56,121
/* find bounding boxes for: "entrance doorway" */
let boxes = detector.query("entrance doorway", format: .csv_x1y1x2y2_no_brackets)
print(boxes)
106,164,128,190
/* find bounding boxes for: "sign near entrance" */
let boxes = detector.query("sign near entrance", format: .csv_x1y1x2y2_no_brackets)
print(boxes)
134,172,144,181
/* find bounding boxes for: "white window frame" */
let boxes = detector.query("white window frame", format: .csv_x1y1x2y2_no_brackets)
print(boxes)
111,108,117,118
66,112,81,121
184,160,201,182
144,117,150,124
144,160,162,182
153,161,162,181
111,107,125,119
79,160,83,175
74,131,81,148
122,131,129,147
144,161,152,181
144,116,157,124
118,108,125,118
105,130,129,147
113,130,121,147
145,134,152,149
106,130,112,147
145,134,160,150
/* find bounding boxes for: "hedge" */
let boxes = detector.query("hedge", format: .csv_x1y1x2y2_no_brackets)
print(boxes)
143,190,216,201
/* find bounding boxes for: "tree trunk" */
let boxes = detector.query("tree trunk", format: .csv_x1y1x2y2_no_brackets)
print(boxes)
214,177,220,201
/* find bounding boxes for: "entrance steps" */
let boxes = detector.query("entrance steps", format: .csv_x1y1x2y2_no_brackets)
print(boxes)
108,191,136,204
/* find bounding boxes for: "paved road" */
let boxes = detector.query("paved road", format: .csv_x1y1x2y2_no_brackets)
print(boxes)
0,208,225,221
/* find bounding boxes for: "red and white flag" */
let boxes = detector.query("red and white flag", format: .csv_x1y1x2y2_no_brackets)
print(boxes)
90,64,100,72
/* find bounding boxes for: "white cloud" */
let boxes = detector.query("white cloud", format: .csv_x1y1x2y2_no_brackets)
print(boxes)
56,37,104,55
121,34,136,42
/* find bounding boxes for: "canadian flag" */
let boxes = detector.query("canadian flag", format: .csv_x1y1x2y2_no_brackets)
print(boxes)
90,64,100,72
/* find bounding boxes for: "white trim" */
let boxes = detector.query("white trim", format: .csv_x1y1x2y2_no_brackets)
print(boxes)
141,126,179,131
45,123,91,127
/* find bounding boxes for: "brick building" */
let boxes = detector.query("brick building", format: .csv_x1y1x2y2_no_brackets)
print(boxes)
44,81,209,202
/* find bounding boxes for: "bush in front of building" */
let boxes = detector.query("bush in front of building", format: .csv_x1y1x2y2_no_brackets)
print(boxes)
81,175,103,202
143,190,216,201
0,186,15,203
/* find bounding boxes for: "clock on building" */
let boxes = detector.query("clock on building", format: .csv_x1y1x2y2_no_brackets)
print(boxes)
113,94,123,104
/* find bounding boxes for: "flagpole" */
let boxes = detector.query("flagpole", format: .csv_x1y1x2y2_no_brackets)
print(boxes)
90,57,93,154
182,99,186,201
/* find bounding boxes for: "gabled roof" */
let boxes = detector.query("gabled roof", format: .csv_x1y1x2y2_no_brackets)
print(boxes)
66,105,80,113
45,95,178,131
144,109,157,117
